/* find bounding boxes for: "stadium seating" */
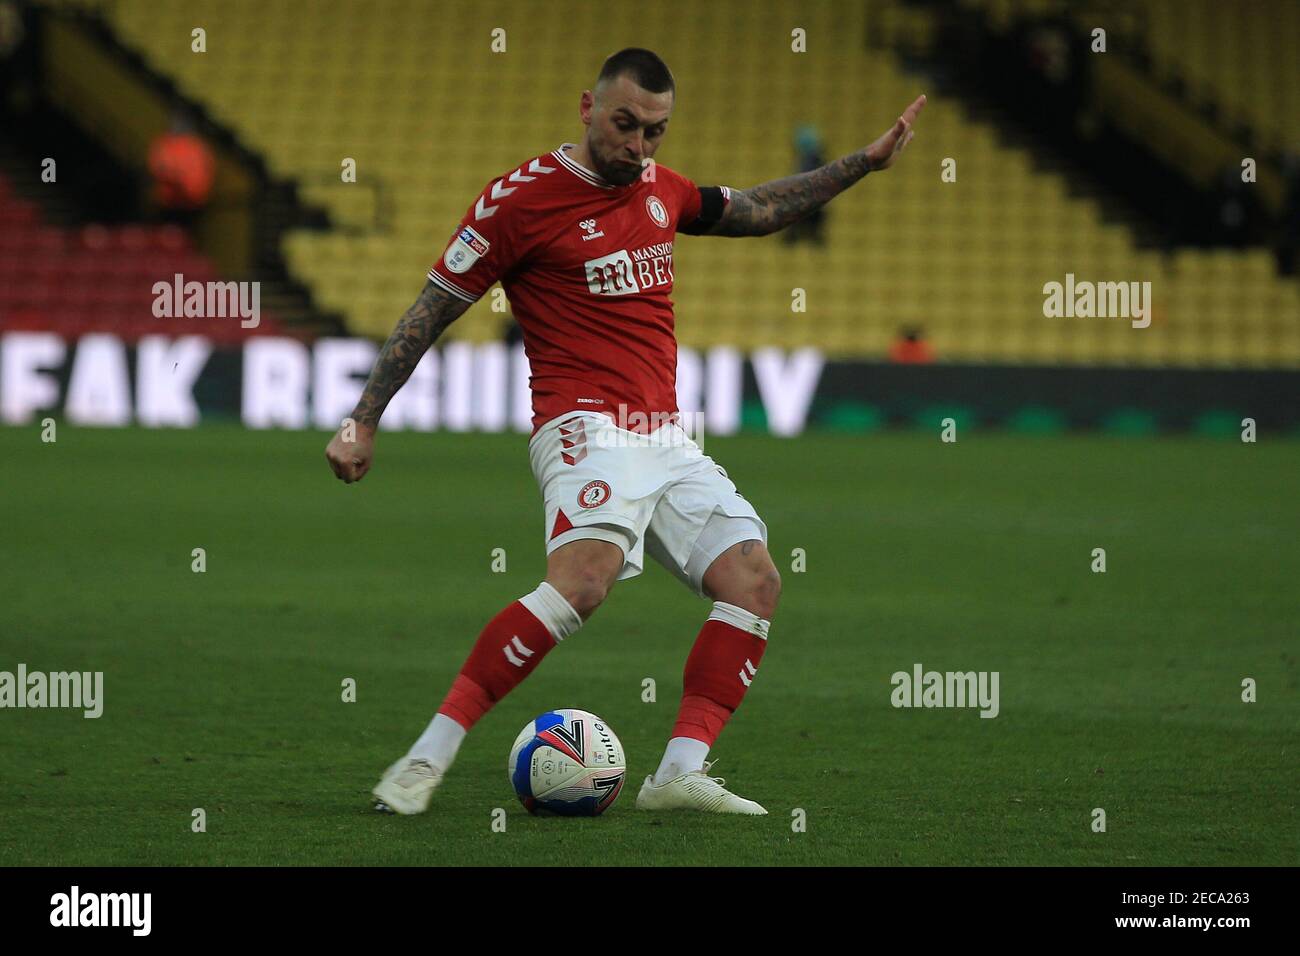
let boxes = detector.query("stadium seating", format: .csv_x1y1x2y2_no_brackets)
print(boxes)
46,0,1300,367
1145,0,1298,158
959,0,1299,159
0,174,283,343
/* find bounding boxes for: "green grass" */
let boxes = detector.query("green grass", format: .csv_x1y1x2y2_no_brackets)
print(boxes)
1,424,1296,865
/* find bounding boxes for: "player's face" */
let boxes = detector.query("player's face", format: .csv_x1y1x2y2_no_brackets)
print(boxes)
583,75,673,186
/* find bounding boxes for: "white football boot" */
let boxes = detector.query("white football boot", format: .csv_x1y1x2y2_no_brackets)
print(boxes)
635,760,767,815
372,757,444,815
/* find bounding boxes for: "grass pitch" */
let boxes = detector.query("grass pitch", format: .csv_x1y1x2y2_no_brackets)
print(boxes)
1,424,1296,865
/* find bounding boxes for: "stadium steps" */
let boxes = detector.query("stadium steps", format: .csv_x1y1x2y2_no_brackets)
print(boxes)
65,0,1300,369
0,73,342,337
951,0,1298,176
19,0,350,342
981,128,1170,253
892,49,1174,253
0,170,292,344
0,141,79,227
0,106,139,229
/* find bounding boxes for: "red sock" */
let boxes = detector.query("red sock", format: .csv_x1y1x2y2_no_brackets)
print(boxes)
437,599,559,731
671,606,770,746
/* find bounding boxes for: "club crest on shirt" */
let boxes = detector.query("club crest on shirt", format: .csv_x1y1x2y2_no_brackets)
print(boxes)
645,195,669,228
444,225,490,274
577,480,611,509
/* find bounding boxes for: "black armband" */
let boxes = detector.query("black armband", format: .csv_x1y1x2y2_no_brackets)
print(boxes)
678,186,730,235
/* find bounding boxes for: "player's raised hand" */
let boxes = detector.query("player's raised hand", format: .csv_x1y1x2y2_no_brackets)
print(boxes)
864,94,926,171
325,422,375,484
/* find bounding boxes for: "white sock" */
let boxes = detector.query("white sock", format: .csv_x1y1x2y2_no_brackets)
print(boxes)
519,581,584,641
652,736,710,786
407,713,466,770
403,583,581,772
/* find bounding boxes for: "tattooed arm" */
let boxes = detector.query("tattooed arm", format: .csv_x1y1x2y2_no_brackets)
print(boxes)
702,95,926,238
325,280,471,483
350,280,469,429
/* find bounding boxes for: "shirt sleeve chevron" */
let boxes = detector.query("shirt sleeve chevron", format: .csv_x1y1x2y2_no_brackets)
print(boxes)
427,156,555,302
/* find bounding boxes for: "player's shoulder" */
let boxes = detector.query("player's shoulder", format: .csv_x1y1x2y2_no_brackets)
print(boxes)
646,161,717,208
648,161,694,188
468,146,569,219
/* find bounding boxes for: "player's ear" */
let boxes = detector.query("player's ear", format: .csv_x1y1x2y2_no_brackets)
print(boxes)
579,89,595,124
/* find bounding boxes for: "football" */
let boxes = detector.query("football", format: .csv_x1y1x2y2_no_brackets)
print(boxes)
507,709,627,816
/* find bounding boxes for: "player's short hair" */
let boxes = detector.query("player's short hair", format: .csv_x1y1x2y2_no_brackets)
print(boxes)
596,48,675,96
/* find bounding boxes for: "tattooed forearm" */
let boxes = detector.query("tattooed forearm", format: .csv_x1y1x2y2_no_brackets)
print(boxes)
351,280,470,429
710,150,874,237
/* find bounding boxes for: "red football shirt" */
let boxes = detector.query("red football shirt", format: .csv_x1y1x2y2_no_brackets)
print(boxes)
427,143,725,433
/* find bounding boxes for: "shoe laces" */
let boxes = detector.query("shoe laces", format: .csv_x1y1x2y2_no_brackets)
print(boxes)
404,758,438,779
690,759,726,788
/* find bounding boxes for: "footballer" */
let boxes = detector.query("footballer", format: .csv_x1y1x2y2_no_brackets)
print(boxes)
325,48,925,814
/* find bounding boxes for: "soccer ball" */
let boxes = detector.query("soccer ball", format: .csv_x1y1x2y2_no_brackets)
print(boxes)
507,709,627,816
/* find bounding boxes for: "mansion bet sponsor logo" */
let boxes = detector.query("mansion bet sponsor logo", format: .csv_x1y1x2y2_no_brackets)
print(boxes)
584,240,676,296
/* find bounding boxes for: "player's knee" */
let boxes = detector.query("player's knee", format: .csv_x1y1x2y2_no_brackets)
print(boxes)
546,538,623,621
552,569,612,620
750,565,782,620
719,563,780,620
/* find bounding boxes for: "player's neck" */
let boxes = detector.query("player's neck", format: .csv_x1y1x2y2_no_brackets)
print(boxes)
564,141,608,184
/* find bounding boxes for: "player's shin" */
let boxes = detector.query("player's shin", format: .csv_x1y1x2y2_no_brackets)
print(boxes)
405,582,583,770
653,601,770,785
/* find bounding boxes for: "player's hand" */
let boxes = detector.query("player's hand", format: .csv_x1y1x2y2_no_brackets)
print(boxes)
864,94,926,171
325,421,375,484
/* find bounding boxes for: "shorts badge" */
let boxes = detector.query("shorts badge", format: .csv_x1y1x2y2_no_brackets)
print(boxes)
577,480,611,509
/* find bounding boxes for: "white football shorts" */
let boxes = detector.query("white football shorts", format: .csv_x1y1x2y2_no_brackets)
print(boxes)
527,411,768,598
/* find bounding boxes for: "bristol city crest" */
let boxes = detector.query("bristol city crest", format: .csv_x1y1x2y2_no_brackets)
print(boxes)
645,195,669,228
577,480,611,509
